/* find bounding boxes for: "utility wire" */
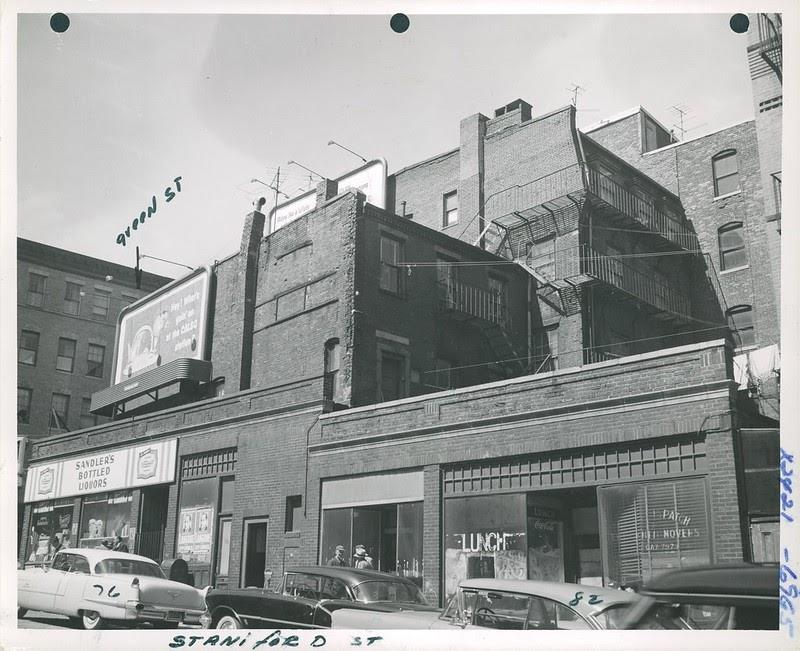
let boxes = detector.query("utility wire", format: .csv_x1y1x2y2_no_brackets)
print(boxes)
419,324,731,376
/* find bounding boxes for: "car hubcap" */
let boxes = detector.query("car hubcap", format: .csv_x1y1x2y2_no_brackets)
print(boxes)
218,616,239,629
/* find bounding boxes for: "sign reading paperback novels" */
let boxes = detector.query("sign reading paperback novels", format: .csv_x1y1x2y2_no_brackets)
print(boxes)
114,267,211,385
24,439,177,502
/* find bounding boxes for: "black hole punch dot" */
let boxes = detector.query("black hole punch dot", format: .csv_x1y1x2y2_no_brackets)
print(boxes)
50,13,70,33
729,14,749,34
390,13,410,34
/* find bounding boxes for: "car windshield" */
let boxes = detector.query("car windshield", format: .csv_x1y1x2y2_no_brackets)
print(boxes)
592,603,636,630
351,580,428,605
94,559,164,578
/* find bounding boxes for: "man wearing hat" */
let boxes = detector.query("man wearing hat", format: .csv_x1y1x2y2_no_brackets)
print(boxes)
353,545,374,570
327,545,348,567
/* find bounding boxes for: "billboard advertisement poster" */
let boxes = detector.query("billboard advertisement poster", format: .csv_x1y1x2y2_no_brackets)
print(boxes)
113,268,210,385
269,159,387,234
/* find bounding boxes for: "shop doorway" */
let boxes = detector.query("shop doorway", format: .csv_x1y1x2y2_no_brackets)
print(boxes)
242,518,269,588
137,484,169,562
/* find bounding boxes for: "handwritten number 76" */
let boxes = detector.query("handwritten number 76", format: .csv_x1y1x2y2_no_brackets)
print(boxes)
92,584,120,598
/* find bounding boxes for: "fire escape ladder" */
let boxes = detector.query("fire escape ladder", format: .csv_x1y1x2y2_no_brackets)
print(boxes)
474,318,526,378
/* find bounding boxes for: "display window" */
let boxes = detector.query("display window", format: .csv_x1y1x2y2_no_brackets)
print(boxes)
78,490,133,549
176,477,217,566
598,477,712,586
28,499,74,564
443,493,527,600
320,501,424,586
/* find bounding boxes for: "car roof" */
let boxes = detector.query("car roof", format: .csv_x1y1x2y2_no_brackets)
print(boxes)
457,578,639,613
638,564,778,598
284,566,420,587
56,548,159,565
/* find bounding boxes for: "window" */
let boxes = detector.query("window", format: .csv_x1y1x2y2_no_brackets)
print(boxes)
443,191,458,227
641,115,673,153
18,388,32,424
379,352,405,401
488,276,509,325
527,597,592,630
473,591,529,629
50,393,70,430
323,339,341,402
712,150,740,197
80,397,98,429
18,330,39,365
531,327,558,372
718,222,746,270
379,235,403,294
727,305,755,348
27,273,46,307
92,289,111,319
56,337,76,373
86,343,105,378
64,282,82,315
285,495,302,533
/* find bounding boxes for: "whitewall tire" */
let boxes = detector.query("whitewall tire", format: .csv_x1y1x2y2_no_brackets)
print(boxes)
216,614,242,629
81,611,105,630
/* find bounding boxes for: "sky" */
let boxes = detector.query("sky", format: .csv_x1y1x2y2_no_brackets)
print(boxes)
16,10,759,278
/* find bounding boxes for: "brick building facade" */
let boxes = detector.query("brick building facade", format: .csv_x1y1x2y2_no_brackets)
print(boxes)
19,15,780,605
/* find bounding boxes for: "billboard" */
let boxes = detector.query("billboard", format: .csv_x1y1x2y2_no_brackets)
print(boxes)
269,158,387,234
113,267,211,385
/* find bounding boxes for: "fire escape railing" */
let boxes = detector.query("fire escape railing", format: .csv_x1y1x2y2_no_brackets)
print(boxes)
585,167,698,252
435,280,510,328
757,13,782,82
581,245,692,319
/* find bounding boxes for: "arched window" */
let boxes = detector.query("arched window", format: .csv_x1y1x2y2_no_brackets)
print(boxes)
712,150,740,197
323,339,341,402
726,305,755,348
718,222,746,270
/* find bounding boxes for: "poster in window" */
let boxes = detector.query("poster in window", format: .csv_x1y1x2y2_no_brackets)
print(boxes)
176,506,215,564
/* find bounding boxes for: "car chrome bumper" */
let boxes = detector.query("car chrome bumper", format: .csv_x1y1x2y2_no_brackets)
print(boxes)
125,601,204,624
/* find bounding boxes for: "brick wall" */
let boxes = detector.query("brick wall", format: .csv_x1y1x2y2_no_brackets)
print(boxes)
390,150,460,234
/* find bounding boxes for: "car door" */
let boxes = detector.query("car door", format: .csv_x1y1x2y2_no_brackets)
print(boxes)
20,552,71,612
275,572,321,628
52,553,92,616
472,590,530,630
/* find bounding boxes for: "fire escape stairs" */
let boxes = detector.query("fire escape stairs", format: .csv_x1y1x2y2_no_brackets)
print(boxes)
513,258,584,317
473,318,527,378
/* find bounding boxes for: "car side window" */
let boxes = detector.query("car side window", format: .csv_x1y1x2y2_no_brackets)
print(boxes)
284,573,320,599
474,591,529,630
52,553,72,572
70,555,91,574
318,577,349,600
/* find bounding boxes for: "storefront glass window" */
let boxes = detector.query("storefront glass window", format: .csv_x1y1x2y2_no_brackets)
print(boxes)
598,477,711,586
320,508,351,566
397,502,423,585
78,491,133,549
443,493,527,600
27,499,74,564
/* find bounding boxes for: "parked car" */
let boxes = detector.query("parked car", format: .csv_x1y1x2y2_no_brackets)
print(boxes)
621,564,779,630
201,566,437,629
331,578,640,630
18,548,207,630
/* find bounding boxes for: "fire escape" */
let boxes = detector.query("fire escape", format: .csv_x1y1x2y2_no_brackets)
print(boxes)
475,162,727,363
757,13,782,83
435,279,525,378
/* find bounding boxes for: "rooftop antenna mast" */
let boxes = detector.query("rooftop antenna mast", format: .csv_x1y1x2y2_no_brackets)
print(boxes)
567,83,585,108
670,104,689,140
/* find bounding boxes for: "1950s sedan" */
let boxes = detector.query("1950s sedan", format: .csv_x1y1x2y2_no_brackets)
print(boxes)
332,578,641,630
202,566,438,629
18,548,207,630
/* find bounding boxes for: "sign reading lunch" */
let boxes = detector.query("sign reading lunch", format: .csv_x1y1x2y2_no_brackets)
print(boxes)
114,268,210,385
24,439,177,502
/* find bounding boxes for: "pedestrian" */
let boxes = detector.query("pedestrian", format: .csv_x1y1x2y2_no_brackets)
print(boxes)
103,534,129,553
327,544,348,567
48,535,62,558
353,545,373,570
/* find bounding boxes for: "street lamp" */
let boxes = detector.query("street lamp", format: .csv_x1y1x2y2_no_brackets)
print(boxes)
327,140,367,164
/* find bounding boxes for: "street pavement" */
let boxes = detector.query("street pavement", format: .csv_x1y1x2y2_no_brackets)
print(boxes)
17,610,198,630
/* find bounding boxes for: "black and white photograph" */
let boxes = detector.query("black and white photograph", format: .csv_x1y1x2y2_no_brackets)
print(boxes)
1,2,797,649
